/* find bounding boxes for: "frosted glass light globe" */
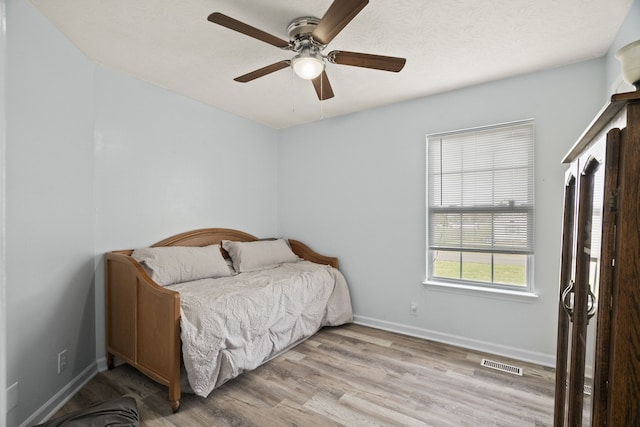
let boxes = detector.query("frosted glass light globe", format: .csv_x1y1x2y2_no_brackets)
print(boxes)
292,50,325,80
616,40,640,90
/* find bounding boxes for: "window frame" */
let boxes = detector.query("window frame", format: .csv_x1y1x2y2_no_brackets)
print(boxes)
425,119,535,294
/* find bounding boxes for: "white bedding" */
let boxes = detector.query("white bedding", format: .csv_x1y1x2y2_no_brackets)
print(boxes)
167,260,353,397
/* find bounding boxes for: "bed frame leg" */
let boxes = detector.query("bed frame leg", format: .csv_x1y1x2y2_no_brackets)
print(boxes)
107,353,115,370
169,383,180,413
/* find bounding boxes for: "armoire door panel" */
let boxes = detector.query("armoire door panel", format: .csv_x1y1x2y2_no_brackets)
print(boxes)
590,128,620,426
554,174,576,427
567,157,600,426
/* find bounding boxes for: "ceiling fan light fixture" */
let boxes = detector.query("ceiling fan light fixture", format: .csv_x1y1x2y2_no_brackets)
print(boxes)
292,48,325,80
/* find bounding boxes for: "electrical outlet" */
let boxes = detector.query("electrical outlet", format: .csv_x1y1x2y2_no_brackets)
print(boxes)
410,302,418,315
58,349,68,374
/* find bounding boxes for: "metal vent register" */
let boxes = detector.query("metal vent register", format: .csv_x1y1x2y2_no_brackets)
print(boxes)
480,358,523,376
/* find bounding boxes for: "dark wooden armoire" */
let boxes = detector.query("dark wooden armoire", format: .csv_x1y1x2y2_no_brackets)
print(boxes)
554,90,640,426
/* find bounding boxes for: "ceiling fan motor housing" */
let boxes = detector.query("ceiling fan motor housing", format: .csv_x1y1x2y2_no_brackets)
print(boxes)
287,17,325,51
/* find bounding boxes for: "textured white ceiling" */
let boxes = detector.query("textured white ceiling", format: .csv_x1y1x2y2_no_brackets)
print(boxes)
31,0,632,129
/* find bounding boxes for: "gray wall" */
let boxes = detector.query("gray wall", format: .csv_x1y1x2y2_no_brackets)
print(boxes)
0,0,7,422
6,1,95,426
278,59,606,365
92,64,280,366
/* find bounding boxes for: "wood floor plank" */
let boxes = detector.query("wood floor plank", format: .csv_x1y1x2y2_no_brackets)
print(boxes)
272,399,344,427
327,325,395,348
49,324,554,426
303,393,389,426
339,392,428,427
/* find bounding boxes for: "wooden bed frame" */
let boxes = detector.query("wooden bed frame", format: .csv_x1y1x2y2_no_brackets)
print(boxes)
105,228,338,412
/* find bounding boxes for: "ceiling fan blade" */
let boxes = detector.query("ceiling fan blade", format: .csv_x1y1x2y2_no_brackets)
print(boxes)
208,12,291,49
312,71,335,101
312,0,369,45
328,50,406,72
234,61,291,83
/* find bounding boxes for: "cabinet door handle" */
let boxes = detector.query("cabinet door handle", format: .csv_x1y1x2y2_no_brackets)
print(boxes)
562,280,575,320
561,280,597,322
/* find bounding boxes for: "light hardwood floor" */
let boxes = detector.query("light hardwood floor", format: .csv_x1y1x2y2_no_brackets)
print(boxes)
53,324,555,426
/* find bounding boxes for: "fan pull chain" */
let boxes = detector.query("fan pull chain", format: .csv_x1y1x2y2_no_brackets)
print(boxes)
320,74,324,119
291,67,296,114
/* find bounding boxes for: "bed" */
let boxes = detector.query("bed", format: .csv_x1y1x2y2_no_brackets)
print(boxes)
105,228,352,412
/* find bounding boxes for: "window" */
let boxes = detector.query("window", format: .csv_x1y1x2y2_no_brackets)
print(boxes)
426,120,535,292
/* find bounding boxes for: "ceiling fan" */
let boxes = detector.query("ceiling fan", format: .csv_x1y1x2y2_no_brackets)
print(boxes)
207,0,406,101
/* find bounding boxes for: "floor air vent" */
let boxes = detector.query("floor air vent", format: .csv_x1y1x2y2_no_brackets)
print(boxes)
565,380,592,396
481,358,523,376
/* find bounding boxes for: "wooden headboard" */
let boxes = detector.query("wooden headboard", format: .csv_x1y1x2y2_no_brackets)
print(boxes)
110,228,338,269
152,228,258,247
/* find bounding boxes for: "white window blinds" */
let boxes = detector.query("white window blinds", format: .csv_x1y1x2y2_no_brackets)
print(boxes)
427,120,535,256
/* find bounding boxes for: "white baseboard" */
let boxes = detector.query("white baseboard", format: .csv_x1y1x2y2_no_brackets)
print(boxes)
20,362,98,427
96,356,109,373
353,315,556,368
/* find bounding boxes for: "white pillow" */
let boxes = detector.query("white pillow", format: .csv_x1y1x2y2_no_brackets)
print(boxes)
131,244,231,286
222,239,300,273
225,257,237,275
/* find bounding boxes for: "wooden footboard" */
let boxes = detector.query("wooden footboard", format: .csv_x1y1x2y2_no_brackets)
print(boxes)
105,252,181,412
105,228,339,412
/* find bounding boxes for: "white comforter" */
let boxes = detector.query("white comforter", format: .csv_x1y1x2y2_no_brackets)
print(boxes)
167,261,353,397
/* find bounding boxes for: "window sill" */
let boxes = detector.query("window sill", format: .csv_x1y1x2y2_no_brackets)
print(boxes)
423,280,539,303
